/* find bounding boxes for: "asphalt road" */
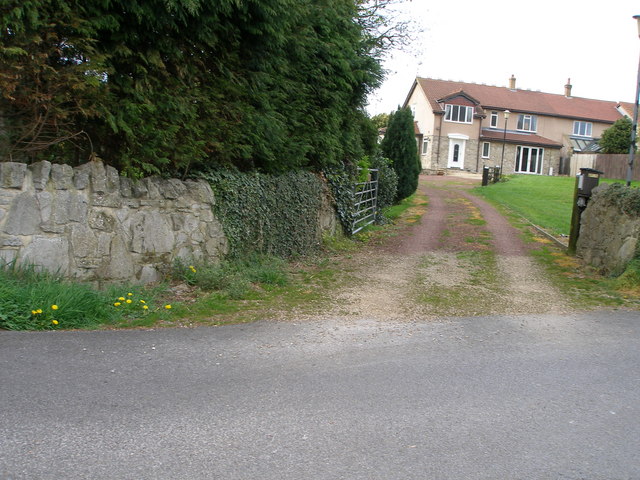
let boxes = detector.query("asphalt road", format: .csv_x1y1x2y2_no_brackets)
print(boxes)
1,310,639,480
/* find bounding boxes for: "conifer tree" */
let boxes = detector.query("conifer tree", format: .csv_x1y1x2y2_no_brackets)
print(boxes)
380,108,420,201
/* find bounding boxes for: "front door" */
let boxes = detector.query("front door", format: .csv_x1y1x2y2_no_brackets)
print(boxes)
447,138,465,169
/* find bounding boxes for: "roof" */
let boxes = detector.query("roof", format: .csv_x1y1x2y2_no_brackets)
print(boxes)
407,78,625,124
480,129,563,148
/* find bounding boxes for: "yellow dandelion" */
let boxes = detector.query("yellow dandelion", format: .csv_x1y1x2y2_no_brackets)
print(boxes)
127,292,133,296
164,304,172,310
114,302,121,307
31,310,37,315
126,299,132,304
52,320,59,325
189,265,197,273
36,309,43,314
118,297,125,301
51,304,59,310
143,305,149,310
140,300,146,304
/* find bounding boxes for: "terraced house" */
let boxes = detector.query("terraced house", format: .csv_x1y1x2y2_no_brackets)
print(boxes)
404,76,633,175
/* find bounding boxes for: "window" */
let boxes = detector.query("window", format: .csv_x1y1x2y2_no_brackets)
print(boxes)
422,138,429,155
490,112,498,128
516,114,537,132
482,142,490,158
515,146,544,174
573,121,592,137
444,104,473,123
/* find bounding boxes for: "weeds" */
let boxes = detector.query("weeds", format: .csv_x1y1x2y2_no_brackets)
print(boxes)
0,261,167,330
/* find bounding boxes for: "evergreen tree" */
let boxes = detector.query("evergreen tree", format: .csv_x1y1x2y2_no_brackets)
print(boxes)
599,117,634,154
1,0,388,176
380,108,420,201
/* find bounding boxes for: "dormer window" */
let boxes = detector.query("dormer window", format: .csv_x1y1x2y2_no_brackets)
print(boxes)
444,104,474,123
516,114,537,132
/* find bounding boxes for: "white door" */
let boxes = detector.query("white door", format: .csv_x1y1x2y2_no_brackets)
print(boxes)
447,138,466,169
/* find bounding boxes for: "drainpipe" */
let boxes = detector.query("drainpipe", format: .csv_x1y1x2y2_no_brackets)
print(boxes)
475,117,483,173
435,113,443,170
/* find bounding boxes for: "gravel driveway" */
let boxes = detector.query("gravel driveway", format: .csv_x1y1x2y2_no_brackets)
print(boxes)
318,173,573,320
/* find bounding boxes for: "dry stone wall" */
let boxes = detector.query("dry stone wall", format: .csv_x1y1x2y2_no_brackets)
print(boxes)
576,184,640,275
0,160,228,284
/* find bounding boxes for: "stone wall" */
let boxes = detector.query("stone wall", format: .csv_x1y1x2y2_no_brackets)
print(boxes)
576,183,640,275
0,160,228,284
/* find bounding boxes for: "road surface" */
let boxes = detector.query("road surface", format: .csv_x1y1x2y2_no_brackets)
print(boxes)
2,310,639,479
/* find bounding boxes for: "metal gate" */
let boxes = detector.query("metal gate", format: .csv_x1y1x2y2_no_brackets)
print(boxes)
352,168,379,234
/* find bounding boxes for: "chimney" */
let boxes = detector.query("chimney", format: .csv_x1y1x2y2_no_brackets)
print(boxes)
508,74,516,90
564,78,572,97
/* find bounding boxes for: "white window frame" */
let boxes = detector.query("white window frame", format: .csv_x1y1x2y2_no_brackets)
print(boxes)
572,121,592,137
444,104,474,124
482,142,490,158
515,146,544,174
422,138,428,155
516,114,537,132
490,112,498,128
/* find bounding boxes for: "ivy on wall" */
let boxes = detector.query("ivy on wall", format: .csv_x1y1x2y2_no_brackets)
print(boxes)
598,183,640,217
200,170,324,258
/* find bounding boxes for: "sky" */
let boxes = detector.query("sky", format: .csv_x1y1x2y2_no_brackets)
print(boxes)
366,0,640,115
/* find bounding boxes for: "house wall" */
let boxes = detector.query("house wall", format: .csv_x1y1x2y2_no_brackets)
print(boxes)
478,142,561,176
480,112,611,147
407,87,437,171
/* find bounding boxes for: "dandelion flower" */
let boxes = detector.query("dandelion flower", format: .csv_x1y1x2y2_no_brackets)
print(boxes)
51,305,59,310
52,320,59,325
114,302,121,307
31,310,37,315
164,304,172,310
118,297,125,301
140,300,146,304
36,309,43,314
189,265,197,273
143,305,149,310
126,299,132,304
127,292,133,296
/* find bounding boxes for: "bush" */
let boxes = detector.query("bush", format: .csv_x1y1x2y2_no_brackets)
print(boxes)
370,154,398,214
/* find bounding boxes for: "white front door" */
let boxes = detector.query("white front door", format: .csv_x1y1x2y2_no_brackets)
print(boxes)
447,138,466,169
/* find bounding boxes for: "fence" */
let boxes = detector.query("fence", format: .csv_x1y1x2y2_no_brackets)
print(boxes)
352,168,379,234
571,153,640,181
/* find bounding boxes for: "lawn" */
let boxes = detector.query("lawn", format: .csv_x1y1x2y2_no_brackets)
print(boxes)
473,174,638,236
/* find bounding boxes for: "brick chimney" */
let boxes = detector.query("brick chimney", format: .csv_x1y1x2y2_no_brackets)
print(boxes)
508,74,516,90
564,78,572,97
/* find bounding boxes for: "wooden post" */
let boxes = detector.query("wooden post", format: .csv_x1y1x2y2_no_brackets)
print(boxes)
567,175,581,254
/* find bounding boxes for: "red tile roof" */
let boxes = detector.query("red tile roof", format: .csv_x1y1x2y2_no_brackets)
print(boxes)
480,129,563,148
410,78,625,124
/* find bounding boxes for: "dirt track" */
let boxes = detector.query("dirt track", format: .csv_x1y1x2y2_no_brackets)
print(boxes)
320,174,572,320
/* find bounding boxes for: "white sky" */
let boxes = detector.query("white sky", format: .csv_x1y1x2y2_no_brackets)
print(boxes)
366,0,640,115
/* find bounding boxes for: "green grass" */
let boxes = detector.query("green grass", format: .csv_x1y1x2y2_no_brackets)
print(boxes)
473,175,575,235
473,174,640,236
0,261,169,330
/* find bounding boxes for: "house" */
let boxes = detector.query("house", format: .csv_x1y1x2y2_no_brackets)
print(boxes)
403,76,629,175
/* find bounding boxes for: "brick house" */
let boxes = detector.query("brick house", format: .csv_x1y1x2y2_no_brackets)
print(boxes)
403,76,630,175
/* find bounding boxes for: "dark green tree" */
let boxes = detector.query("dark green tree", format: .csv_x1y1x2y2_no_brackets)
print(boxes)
1,0,388,176
599,117,634,154
380,107,420,201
